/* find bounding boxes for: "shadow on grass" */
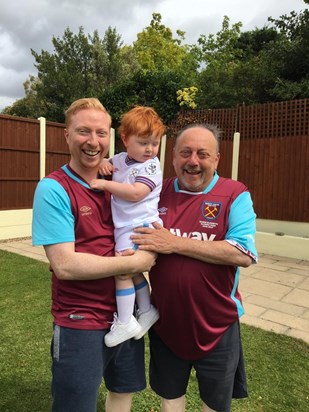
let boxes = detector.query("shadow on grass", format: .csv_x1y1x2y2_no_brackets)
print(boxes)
0,379,51,412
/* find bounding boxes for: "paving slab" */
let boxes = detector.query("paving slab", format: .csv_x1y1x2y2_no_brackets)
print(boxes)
244,295,307,317
241,302,267,317
261,309,309,333
240,314,289,335
248,268,305,288
303,310,309,320
239,277,292,300
285,328,309,343
298,276,309,291
282,288,309,309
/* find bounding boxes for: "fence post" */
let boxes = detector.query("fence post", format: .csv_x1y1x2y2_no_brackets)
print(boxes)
38,117,46,180
109,128,115,157
231,132,240,181
160,134,167,175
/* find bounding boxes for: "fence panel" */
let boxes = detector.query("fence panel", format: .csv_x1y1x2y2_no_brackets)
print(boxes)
0,115,40,209
162,100,309,223
0,116,69,210
237,101,309,222
45,121,69,175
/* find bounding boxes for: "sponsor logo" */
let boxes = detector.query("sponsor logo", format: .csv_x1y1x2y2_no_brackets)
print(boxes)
170,228,216,241
158,207,168,214
80,206,92,216
202,201,222,220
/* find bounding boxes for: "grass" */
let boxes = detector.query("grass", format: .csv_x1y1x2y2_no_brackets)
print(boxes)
0,249,308,412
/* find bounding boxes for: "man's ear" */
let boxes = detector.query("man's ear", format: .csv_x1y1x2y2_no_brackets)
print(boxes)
172,147,176,166
215,152,220,169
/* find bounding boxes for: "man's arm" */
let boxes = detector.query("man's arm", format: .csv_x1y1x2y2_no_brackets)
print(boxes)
44,241,156,280
131,222,252,267
33,177,156,279
132,189,257,267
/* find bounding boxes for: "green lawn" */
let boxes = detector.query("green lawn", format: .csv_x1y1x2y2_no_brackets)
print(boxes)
0,249,308,411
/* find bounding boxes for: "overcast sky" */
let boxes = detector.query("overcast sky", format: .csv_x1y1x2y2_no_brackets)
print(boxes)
0,0,306,111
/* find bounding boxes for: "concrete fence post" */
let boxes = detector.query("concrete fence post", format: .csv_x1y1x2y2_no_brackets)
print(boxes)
231,132,240,181
160,134,167,174
109,128,115,157
38,117,46,180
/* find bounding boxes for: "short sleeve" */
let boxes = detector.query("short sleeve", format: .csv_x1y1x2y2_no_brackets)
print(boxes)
225,191,258,262
32,178,75,246
135,158,162,191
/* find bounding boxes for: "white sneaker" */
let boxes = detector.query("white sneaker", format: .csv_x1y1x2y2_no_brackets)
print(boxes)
134,304,160,340
104,313,142,347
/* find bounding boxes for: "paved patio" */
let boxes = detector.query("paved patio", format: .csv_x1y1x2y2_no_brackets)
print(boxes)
1,237,308,345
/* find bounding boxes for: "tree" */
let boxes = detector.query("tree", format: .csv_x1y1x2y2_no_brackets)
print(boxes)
31,27,94,120
101,69,187,127
90,26,130,88
7,6,309,121
28,26,135,121
101,13,200,126
195,6,309,108
196,16,243,68
2,75,46,118
266,3,309,99
234,26,279,60
3,15,199,121
195,16,244,107
133,13,198,79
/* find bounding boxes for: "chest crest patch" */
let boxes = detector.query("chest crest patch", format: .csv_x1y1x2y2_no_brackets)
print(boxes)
130,168,138,178
202,201,222,220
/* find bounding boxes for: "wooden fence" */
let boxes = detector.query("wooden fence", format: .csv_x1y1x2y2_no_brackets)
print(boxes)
162,99,309,223
0,99,308,222
0,115,68,210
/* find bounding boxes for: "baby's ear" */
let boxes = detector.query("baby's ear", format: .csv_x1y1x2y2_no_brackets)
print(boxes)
121,133,129,147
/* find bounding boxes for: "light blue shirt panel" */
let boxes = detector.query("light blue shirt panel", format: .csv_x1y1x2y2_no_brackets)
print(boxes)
227,192,258,317
231,267,244,317
32,178,75,246
61,164,91,188
226,191,258,259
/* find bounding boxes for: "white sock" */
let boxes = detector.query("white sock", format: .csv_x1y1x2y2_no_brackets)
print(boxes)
135,280,151,314
116,287,135,324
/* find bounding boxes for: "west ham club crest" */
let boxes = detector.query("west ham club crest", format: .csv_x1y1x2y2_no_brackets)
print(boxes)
145,162,157,175
202,201,222,220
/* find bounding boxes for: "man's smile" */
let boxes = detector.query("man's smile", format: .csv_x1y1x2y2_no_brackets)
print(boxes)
184,169,201,175
83,150,100,156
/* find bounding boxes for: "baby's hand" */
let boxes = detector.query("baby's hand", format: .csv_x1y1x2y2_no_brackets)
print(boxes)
99,159,114,176
119,249,135,256
90,179,105,190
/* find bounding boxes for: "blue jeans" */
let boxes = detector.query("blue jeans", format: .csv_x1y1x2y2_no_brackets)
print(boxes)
51,325,146,412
